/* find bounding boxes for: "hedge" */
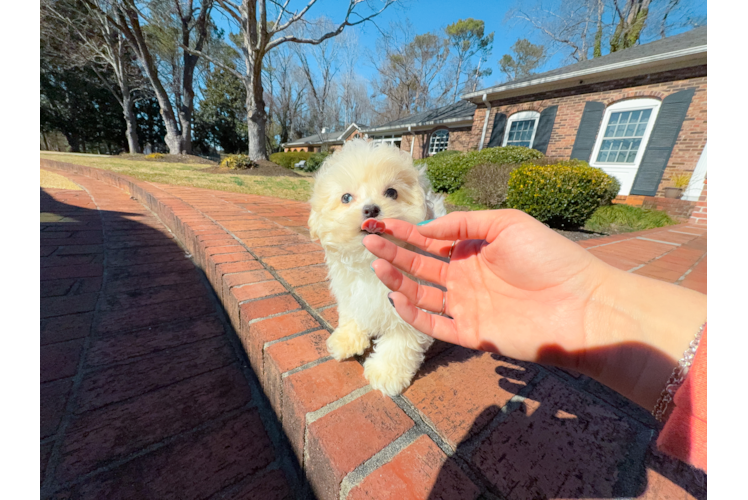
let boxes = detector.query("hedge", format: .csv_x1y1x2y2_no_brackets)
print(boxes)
506,162,621,228
423,146,544,193
304,152,331,172
269,151,313,169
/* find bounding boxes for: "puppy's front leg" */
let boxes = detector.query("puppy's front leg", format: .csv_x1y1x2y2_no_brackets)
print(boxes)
364,324,433,396
327,316,371,361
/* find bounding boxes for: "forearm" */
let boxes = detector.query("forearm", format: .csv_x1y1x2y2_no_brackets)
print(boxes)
578,262,707,410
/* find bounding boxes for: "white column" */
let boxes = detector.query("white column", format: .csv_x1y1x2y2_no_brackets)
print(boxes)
682,142,707,201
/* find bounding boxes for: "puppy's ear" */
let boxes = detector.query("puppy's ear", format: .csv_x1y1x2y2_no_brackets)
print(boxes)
307,210,320,242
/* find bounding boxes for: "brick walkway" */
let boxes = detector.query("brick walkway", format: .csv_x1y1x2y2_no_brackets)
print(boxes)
40,177,307,499
41,160,707,500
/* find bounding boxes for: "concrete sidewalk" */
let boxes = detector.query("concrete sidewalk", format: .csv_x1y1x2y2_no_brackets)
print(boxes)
41,160,706,500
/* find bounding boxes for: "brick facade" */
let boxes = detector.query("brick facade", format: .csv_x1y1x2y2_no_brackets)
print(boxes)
471,66,707,200
398,126,475,160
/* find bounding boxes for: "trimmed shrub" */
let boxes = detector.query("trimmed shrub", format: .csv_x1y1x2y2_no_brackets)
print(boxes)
304,152,331,172
463,163,518,208
220,154,257,170
506,162,620,228
269,151,313,169
425,146,544,194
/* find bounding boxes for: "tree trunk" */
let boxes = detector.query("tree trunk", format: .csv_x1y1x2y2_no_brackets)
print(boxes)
120,81,141,154
246,73,269,161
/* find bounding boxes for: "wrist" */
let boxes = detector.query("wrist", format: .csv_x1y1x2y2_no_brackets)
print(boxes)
578,262,707,410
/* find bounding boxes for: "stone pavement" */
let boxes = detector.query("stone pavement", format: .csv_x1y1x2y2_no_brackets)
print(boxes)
40,159,707,500
40,177,307,499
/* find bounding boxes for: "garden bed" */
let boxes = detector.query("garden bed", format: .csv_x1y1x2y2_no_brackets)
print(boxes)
201,159,301,177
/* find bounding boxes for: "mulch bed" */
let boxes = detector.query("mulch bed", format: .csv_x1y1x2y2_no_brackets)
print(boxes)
201,159,301,178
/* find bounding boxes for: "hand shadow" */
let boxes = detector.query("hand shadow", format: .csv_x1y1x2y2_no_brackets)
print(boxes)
423,344,706,500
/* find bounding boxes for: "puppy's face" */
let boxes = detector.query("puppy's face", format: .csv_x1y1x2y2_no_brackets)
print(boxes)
309,139,427,253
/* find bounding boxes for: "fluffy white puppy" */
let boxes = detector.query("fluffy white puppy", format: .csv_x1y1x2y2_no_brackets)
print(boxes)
308,139,446,396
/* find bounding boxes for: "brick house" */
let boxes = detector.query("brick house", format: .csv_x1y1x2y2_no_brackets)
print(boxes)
360,100,478,160
282,123,363,152
361,27,707,219
462,26,707,216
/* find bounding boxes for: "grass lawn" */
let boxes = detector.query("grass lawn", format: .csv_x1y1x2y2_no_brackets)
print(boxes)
40,152,314,202
584,204,677,233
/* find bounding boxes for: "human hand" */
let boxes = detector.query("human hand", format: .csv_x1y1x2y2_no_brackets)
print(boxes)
363,209,707,410
363,209,606,369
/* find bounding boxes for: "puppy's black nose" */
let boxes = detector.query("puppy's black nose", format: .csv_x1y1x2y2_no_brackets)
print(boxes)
362,204,381,219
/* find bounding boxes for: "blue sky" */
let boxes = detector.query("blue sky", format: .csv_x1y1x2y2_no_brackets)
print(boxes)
214,0,707,86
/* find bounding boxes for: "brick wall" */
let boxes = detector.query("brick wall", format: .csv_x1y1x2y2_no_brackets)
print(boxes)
471,66,708,198
688,179,707,226
399,126,474,159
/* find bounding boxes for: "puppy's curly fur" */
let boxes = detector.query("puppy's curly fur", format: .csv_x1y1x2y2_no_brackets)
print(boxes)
308,139,446,396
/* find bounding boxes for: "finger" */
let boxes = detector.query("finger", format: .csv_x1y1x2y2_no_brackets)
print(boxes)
372,259,445,313
388,291,461,346
414,209,536,243
378,218,454,258
364,234,449,287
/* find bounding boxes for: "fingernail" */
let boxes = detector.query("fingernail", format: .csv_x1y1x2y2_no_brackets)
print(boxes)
387,293,395,307
417,219,435,226
370,262,375,272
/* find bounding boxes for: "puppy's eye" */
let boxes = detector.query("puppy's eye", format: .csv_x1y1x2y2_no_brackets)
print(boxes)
384,188,398,200
341,193,353,204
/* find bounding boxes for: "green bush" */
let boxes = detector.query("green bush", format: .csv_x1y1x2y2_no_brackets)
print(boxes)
304,152,331,172
463,163,518,208
585,204,676,233
506,162,620,228
220,154,257,170
425,146,544,194
269,151,313,169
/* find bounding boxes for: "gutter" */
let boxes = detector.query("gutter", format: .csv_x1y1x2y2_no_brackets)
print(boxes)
479,93,491,151
362,116,474,135
462,45,707,102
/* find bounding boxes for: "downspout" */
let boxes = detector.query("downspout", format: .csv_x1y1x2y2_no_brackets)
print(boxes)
408,125,415,156
479,93,491,151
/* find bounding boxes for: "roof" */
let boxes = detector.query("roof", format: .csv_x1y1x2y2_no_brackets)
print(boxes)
362,100,477,134
283,123,361,147
463,26,707,102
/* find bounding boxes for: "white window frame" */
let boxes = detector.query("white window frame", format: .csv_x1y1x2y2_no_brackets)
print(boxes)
428,129,450,155
502,111,540,148
370,133,402,147
590,98,662,196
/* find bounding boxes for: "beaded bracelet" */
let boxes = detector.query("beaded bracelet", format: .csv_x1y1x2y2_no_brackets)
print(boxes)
652,322,706,422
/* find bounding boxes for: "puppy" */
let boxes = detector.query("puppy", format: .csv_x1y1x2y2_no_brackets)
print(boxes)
308,139,446,396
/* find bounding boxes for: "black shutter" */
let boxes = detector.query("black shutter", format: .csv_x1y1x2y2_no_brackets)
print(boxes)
570,101,605,162
630,88,696,196
486,112,507,148
532,106,557,154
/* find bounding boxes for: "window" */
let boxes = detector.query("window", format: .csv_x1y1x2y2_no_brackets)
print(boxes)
370,134,402,148
590,98,662,196
503,111,540,148
596,108,653,163
429,130,449,155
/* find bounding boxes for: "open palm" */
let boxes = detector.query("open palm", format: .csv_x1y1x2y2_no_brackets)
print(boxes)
364,209,609,366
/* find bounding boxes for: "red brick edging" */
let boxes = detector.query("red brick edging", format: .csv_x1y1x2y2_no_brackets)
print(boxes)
41,159,706,500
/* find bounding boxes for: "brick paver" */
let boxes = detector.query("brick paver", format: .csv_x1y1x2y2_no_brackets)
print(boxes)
41,160,706,500
40,179,307,499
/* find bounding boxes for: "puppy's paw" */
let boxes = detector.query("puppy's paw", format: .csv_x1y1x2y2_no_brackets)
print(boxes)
327,321,370,361
364,357,413,397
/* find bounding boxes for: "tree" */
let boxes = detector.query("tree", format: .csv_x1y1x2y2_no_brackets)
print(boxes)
193,67,248,153
84,0,215,154
371,22,452,123
445,18,493,102
609,0,652,52
185,0,395,161
498,38,546,81
42,0,147,153
264,45,307,146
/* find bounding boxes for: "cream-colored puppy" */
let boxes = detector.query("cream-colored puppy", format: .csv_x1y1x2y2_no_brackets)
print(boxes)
308,139,446,396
